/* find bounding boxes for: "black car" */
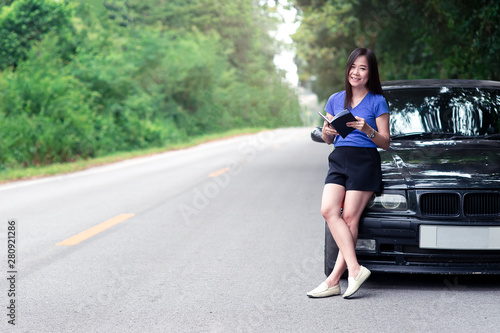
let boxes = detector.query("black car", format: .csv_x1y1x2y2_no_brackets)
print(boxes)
312,79,500,275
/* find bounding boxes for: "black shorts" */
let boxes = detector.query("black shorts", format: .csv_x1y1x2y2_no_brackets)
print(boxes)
325,146,382,192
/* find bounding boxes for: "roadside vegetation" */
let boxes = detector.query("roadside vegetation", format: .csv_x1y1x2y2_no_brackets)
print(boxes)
0,0,303,181
292,0,500,100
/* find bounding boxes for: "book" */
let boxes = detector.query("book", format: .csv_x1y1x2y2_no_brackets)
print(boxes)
318,110,357,138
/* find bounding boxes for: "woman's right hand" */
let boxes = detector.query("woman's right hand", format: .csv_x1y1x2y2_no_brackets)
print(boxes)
322,121,338,136
322,121,338,144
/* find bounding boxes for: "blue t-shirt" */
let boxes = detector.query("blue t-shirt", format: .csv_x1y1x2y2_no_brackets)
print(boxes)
324,90,389,148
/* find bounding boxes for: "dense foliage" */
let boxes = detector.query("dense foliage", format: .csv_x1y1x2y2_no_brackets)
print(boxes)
292,0,500,101
0,0,302,169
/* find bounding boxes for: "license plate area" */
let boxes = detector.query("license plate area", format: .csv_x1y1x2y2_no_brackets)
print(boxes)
420,225,500,250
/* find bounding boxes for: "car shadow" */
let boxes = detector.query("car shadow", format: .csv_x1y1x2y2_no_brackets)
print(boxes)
366,272,500,291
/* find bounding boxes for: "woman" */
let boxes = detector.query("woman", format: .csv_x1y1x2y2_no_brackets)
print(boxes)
307,48,390,299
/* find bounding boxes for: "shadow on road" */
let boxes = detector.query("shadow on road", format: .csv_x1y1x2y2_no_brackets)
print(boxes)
367,272,500,291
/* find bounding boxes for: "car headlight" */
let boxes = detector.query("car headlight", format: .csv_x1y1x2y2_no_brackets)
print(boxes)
367,192,407,211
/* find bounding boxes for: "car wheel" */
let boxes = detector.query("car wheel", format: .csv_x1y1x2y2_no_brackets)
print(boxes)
324,221,347,278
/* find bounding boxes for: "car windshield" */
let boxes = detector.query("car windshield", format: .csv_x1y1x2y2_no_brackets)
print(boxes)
384,86,500,137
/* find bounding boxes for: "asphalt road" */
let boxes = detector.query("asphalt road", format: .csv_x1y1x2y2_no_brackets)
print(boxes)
0,127,499,333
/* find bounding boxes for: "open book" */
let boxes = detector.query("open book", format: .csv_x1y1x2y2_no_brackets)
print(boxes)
318,110,357,138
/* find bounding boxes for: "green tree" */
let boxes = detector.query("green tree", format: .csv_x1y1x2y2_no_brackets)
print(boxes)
292,0,359,100
92,0,300,130
292,0,500,100
0,0,302,169
0,0,75,69
0,1,14,7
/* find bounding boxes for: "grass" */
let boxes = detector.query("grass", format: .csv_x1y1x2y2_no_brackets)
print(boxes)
0,127,266,184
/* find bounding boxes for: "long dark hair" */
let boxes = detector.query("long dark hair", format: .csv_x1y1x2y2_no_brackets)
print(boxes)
344,48,383,110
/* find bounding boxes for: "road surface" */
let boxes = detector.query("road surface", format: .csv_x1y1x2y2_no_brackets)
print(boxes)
0,127,498,332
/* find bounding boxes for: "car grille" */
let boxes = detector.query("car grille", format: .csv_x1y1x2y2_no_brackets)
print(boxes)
464,193,500,216
420,192,500,217
420,193,460,216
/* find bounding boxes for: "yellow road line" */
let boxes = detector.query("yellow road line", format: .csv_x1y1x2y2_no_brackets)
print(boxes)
208,167,230,177
57,214,135,246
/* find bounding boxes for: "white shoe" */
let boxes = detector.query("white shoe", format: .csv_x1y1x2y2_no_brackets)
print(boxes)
307,282,341,298
343,266,371,299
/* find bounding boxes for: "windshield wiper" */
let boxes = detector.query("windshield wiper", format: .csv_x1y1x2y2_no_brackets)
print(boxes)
452,134,500,140
390,132,453,140
445,133,500,140
391,132,428,140
391,132,500,140
483,134,500,140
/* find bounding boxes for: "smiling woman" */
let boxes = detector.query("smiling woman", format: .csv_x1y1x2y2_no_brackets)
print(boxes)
307,47,390,299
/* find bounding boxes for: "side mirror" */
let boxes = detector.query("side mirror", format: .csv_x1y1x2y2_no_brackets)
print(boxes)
311,126,325,143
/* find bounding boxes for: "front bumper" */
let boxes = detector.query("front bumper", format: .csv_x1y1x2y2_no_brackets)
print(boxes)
355,216,500,274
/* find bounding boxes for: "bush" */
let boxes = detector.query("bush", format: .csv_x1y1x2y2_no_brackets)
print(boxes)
0,36,97,167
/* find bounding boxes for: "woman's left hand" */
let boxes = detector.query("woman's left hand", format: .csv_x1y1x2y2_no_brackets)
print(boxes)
347,116,370,135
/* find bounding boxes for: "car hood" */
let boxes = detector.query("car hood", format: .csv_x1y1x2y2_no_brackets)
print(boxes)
380,139,500,189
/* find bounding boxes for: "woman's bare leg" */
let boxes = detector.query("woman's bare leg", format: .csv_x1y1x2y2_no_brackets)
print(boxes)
321,185,373,284
320,184,346,287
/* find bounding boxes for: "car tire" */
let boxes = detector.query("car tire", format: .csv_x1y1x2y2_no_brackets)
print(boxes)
324,221,347,279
